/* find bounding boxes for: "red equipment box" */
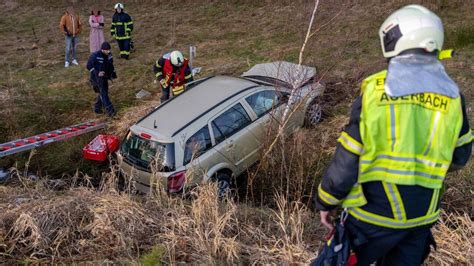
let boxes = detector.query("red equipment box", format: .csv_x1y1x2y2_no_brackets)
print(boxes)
83,134,120,162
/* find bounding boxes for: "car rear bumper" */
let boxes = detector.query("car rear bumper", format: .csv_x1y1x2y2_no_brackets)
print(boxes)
117,152,168,193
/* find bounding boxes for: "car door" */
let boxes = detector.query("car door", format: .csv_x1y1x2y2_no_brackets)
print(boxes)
210,102,260,174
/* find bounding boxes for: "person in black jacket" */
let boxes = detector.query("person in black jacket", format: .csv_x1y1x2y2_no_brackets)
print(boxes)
86,42,117,117
111,3,133,59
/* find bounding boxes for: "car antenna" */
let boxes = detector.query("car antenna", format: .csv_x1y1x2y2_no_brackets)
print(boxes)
154,119,157,128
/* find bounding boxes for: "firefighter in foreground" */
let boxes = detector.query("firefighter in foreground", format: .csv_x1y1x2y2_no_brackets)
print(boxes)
87,42,117,117
153,50,193,102
111,3,133,59
314,5,472,265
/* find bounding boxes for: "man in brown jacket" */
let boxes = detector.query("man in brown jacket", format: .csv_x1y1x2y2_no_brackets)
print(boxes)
59,6,81,68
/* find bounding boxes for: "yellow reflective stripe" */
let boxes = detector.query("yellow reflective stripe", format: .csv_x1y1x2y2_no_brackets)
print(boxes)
389,104,397,151
172,86,185,96
348,207,440,229
438,49,454,60
337,132,363,155
427,189,440,214
115,36,132,40
360,154,449,169
113,22,124,25
456,130,473,147
318,184,341,205
424,111,442,155
360,167,444,183
120,50,130,55
341,184,367,208
185,74,193,79
155,72,162,78
125,21,134,25
382,182,406,221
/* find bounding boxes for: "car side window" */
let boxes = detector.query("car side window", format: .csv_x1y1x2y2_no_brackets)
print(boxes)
183,126,212,165
245,90,280,118
212,103,252,144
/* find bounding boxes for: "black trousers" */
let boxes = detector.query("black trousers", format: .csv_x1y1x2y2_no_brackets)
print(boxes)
93,78,115,116
346,216,435,266
117,39,131,59
160,86,170,102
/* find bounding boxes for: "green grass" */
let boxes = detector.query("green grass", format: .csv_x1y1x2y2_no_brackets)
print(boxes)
139,245,167,266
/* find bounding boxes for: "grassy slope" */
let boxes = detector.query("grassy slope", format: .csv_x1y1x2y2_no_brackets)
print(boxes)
0,0,472,264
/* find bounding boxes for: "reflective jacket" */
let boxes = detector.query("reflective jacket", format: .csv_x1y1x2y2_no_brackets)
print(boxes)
315,70,472,229
111,12,133,40
153,54,193,96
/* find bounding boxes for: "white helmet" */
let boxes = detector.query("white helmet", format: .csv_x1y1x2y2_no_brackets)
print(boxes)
170,51,184,67
379,5,444,58
114,3,124,10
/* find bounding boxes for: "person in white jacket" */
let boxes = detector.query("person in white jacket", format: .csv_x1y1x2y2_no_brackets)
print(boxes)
89,8,105,53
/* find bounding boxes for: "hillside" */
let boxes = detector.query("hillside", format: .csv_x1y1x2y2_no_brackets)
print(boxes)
0,0,473,264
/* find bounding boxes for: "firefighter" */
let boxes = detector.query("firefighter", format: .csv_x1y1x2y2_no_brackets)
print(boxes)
111,3,133,59
153,50,193,102
314,5,472,265
86,42,117,117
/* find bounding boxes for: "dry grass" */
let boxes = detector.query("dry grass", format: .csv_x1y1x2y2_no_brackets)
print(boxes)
429,211,473,265
2,169,470,264
0,173,323,264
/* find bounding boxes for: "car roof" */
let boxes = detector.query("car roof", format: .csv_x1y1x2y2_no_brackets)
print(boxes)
136,76,258,140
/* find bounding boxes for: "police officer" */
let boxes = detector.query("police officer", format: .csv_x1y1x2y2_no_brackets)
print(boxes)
314,5,472,265
86,42,117,117
111,3,133,59
153,50,193,102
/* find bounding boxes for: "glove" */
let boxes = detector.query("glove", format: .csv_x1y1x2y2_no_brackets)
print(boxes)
111,71,117,79
98,71,105,77
99,22,104,27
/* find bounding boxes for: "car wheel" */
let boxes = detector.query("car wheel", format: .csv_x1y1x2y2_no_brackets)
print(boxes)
304,100,323,127
215,171,232,198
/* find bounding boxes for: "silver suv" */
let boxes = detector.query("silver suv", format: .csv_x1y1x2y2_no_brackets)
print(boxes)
117,62,325,193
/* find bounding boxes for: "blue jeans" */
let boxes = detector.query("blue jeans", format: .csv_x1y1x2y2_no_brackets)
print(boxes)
65,35,79,62
94,77,115,116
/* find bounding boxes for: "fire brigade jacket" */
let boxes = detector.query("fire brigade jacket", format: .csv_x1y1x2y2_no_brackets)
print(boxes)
153,54,193,96
87,50,117,83
111,12,133,40
315,70,472,229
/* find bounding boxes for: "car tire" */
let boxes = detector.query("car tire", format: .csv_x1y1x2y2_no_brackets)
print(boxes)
215,171,232,198
304,99,323,127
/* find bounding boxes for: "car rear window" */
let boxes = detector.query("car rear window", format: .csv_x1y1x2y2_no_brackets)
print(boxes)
183,126,212,165
120,132,175,172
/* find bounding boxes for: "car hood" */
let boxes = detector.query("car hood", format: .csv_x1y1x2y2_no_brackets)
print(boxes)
242,61,316,88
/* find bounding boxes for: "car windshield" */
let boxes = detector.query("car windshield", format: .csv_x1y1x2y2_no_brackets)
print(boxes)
120,132,175,172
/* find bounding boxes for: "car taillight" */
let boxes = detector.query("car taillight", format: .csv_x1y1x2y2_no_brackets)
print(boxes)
167,170,186,193
140,133,152,139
